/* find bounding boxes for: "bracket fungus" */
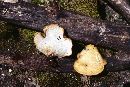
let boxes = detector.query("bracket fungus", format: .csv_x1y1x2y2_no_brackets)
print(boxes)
74,44,107,76
34,24,72,58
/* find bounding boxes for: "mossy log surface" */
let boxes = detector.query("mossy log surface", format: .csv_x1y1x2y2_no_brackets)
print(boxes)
0,1,130,73
0,2,130,52
102,0,130,23
0,1,130,86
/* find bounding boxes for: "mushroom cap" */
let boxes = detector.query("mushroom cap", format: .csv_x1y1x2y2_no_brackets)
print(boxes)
2,0,18,3
34,24,72,58
74,44,107,76
74,60,105,76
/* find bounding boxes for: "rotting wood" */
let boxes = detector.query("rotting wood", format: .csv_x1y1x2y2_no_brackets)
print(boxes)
0,2,130,52
1,50,130,73
102,0,130,23
0,2,130,73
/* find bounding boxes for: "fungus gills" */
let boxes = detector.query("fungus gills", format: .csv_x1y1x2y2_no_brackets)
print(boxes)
34,24,72,58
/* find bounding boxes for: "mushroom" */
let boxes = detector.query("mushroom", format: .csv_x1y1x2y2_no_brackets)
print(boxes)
34,24,72,58
74,44,107,76
1,0,18,3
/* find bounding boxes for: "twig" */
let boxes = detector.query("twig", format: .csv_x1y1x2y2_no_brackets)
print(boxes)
102,0,130,23
0,50,130,73
0,2,130,52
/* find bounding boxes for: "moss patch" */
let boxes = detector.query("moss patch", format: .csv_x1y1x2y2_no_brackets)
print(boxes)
0,0,99,86
32,0,99,18
0,22,36,55
19,29,36,42
59,0,99,18
36,72,82,87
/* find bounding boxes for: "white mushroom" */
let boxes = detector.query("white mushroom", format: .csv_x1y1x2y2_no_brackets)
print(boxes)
74,44,107,76
1,0,18,3
1,0,31,3
34,24,72,58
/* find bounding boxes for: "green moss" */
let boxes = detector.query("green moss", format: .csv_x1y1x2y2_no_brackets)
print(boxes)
36,72,82,87
0,22,36,55
19,29,36,42
0,1,99,86
32,0,42,4
0,21,7,32
59,0,99,18
0,21,36,42
32,0,99,18
32,0,50,5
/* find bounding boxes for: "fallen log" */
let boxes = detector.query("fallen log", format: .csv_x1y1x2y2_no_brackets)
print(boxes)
1,1,130,87
1,52,130,87
1,50,130,73
0,2,130,52
0,1,130,72
102,0,130,23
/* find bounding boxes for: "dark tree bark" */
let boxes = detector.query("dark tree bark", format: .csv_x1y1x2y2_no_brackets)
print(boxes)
0,2,130,52
97,0,106,20
102,0,130,23
1,50,130,73
0,2,130,73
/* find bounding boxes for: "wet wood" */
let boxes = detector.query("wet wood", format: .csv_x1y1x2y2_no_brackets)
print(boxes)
102,0,130,23
0,2,130,73
0,2,130,52
1,50,130,73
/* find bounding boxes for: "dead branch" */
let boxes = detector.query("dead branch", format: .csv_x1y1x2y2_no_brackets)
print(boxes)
1,50,130,73
0,2,130,52
102,0,130,23
0,2,130,73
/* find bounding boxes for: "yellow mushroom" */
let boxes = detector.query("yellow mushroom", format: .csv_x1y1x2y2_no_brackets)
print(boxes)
74,44,107,76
